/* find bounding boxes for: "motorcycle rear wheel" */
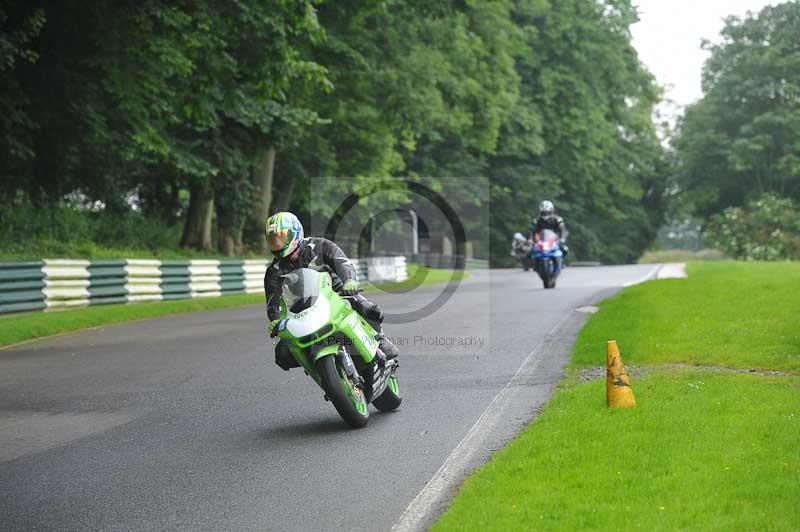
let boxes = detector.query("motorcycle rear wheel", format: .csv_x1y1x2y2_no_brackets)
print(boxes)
317,355,370,428
372,375,402,412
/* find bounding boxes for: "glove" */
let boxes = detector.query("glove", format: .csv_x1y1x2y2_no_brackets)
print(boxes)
341,279,359,296
268,319,281,337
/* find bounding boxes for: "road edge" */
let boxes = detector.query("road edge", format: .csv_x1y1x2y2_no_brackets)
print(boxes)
391,286,621,532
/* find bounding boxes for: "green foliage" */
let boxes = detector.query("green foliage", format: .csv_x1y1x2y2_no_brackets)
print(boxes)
1,0,670,262
0,4,45,171
705,193,800,260
673,2,800,218
0,200,185,258
489,0,668,265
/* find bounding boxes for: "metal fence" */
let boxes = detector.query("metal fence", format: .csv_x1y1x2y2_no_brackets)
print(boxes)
0,256,408,315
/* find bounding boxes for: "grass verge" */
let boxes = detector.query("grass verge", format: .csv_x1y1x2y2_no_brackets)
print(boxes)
0,293,264,348
572,261,800,372
435,260,800,531
434,370,800,531
0,264,468,348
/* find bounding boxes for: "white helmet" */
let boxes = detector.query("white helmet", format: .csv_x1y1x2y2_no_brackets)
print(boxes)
539,200,554,217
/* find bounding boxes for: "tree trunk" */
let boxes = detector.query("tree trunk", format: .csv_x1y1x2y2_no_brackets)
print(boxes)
235,229,244,256
219,226,236,257
181,183,214,251
249,141,276,253
271,173,297,213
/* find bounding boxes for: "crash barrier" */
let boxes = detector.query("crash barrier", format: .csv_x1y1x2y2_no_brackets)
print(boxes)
0,256,407,315
410,254,489,269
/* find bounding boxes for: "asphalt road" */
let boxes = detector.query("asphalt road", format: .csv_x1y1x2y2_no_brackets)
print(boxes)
0,264,659,532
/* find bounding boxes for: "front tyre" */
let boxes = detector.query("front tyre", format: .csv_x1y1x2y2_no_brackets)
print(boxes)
317,355,370,428
540,265,552,289
372,375,402,412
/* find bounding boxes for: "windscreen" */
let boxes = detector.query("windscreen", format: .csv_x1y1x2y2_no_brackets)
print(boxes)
281,268,321,313
540,229,558,243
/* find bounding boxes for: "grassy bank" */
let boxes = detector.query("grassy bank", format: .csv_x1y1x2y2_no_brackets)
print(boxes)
0,293,264,347
434,370,799,531
0,264,467,348
572,261,800,372
435,261,800,531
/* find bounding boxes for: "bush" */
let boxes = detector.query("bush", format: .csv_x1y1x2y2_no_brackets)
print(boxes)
0,200,182,259
705,194,800,260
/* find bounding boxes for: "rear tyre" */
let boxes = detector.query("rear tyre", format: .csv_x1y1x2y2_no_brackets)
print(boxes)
317,355,370,428
372,375,402,412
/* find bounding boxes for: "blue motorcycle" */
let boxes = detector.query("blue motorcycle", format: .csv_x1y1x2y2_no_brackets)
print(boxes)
530,229,563,289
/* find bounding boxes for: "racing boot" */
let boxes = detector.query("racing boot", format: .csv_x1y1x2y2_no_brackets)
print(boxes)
376,331,398,360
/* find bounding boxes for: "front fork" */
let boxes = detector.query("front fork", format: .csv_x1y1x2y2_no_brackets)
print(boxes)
336,346,363,386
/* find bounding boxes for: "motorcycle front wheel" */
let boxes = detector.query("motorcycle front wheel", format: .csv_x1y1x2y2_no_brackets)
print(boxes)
317,355,370,428
539,264,552,289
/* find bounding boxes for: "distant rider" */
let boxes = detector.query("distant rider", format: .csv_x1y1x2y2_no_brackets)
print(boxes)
263,212,398,371
529,200,569,257
510,232,532,270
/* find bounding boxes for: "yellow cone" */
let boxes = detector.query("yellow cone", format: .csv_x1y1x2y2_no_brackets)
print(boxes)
606,340,636,408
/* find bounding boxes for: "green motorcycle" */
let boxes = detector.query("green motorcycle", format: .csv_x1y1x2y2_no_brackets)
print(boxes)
274,268,401,428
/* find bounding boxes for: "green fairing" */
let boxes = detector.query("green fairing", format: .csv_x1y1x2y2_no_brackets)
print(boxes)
278,269,379,380
275,268,396,427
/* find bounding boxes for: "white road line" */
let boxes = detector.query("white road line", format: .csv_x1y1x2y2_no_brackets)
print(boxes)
622,264,661,287
391,310,575,532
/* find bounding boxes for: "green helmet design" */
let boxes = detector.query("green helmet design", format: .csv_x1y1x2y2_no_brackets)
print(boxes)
266,212,304,258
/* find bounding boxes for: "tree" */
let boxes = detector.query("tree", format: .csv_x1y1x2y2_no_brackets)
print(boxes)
89,1,328,253
673,2,800,219
1,0,669,262
489,0,667,265
0,3,45,197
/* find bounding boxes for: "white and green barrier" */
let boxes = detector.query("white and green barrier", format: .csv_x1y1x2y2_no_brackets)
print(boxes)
0,256,407,315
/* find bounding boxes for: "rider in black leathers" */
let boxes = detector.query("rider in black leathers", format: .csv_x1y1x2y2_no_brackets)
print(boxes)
264,214,398,371
528,200,569,257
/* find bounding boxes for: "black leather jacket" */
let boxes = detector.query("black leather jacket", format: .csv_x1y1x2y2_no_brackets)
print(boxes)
264,237,357,320
529,214,568,242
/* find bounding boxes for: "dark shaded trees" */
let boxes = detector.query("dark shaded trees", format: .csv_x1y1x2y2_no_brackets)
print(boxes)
1,0,670,262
